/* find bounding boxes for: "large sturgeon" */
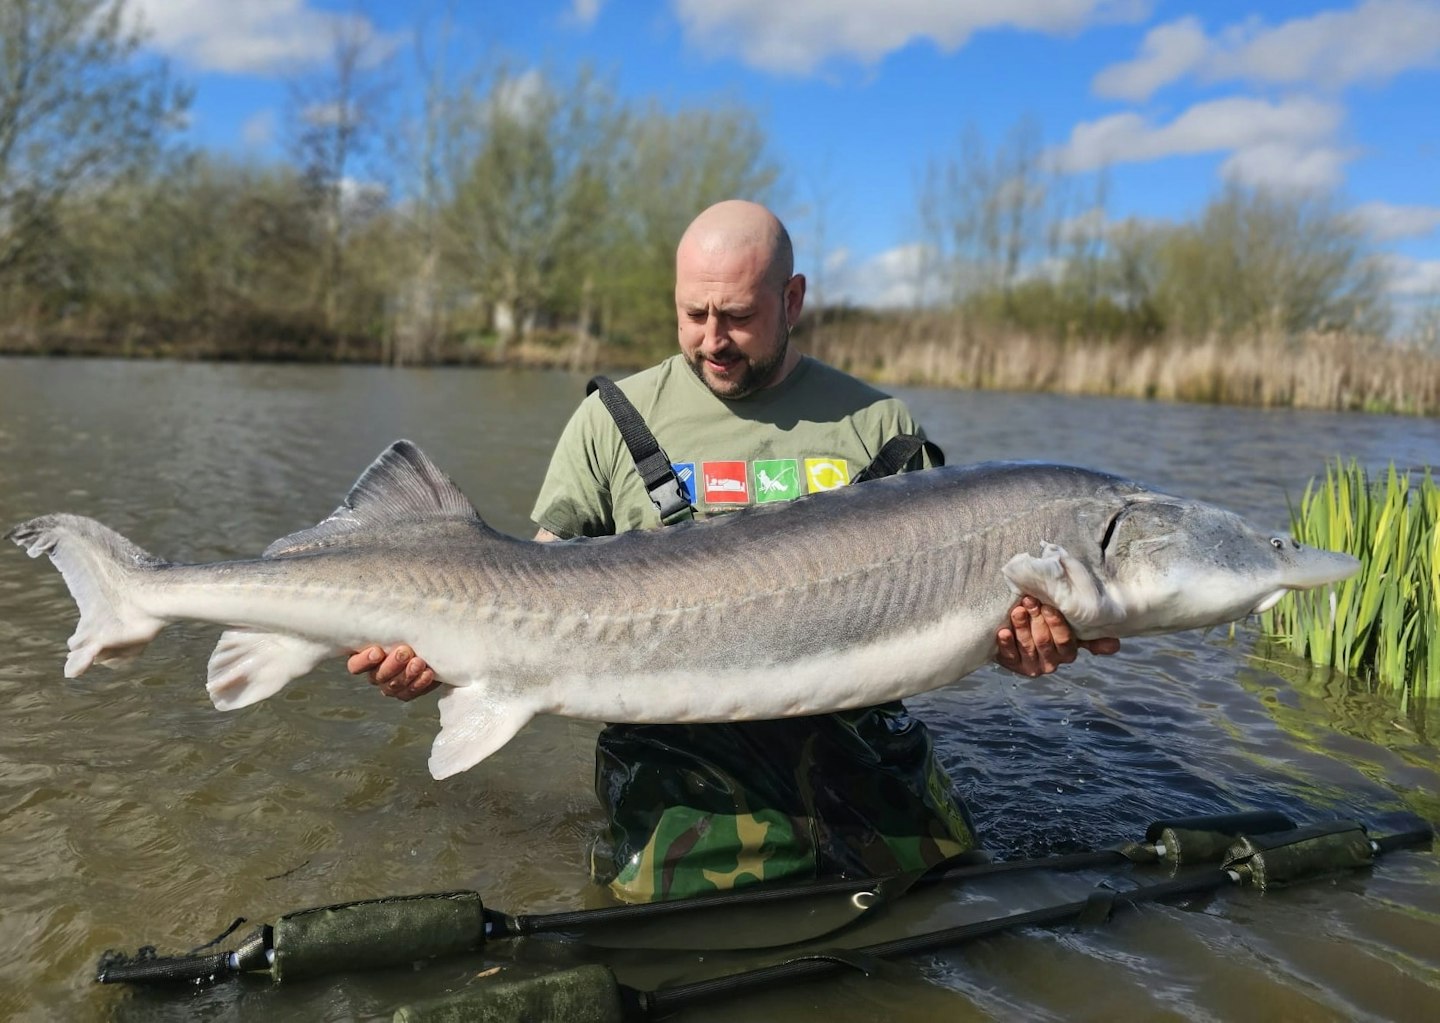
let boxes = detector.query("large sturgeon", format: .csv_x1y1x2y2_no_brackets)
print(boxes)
8,441,1359,779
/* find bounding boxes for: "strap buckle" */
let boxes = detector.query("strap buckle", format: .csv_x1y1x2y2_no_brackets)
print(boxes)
649,477,693,524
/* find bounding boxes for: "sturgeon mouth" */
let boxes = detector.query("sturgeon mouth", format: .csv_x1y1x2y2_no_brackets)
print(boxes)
1250,589,1288,614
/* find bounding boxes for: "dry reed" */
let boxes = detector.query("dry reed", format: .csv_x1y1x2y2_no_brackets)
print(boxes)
803,319,1440,417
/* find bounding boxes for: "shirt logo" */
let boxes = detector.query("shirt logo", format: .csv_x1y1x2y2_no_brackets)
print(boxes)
671,462,697,504
804,458,850,492
702,460,750,504
754,459,801,503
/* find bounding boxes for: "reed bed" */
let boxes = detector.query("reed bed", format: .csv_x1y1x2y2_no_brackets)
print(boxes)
804,319,1440,416
12,314,1440,417
1261,461,1440,702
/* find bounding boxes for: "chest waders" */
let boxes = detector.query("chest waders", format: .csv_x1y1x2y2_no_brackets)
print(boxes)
582,377,977,902
585,376,696,526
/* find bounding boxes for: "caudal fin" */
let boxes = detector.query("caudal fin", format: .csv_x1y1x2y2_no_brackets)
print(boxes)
6,514,167,676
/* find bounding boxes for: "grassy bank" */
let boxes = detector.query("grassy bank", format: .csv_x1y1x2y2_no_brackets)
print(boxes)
1262,461,1439,703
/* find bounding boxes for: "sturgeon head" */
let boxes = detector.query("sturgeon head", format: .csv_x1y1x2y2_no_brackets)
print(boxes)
1002,489,1361,639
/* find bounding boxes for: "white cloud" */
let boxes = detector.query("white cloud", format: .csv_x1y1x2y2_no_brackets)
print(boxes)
671,0,1150,74
1093,16,1209,100
1355,201,1440,241
1389,256,1440,295
130,0,399,75
824,243,946,308
1093,1,1440,100
301,102,353,128
340,176,387,209
569,0,604,27
492,69,548,122
822,246,851,277
240,109,275,148
1058,207,1113,243
1055,96,1350,189
1218,142,1353,191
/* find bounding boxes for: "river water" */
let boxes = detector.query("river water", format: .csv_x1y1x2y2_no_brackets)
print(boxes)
1,357,1437,1022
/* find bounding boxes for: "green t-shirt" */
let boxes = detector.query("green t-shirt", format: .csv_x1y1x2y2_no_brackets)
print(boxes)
531,354,931,538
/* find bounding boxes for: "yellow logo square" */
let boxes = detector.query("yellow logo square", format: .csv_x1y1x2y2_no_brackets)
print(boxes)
804,458,850,492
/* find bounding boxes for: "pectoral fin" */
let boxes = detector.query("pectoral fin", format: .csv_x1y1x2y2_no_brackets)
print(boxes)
430,685,533,779
1002,542,1120,635
207,630,337,710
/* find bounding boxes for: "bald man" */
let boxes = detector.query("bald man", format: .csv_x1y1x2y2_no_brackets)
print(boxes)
352,200,1118,902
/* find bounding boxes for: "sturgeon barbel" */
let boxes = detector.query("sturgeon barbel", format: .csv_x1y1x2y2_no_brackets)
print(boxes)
7,441,1359,779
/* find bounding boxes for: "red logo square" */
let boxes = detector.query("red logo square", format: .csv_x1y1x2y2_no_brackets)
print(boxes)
701,461,749,504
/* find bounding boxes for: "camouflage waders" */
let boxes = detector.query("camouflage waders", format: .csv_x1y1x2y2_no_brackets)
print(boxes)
591,703,977,903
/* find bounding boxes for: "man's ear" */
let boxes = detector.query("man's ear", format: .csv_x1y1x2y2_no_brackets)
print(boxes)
785,272,807,326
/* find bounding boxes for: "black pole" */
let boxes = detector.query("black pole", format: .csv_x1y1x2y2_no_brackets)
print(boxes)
499,847,1121,937
633,824,1433,1020
637,871,1232,1018
502,809,1296,939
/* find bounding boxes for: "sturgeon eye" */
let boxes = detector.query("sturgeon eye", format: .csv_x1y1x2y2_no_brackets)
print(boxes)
1270,537,1285,549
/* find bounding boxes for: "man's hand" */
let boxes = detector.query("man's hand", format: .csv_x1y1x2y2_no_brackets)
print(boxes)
351,529,556,702
347,644,439,701
995,596,1121,677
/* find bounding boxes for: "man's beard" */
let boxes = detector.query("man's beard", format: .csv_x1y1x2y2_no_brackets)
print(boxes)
686,326,790,400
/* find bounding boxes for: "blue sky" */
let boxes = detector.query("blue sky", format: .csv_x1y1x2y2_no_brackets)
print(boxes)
130,0,1440,313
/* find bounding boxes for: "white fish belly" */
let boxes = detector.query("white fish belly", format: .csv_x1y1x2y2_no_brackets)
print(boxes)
529,609,998,724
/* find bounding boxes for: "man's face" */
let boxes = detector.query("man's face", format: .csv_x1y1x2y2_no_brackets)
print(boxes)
675,244,801,399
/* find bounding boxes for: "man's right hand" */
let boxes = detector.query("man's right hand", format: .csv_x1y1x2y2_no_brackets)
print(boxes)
995,596,1120,677
348,644,439,701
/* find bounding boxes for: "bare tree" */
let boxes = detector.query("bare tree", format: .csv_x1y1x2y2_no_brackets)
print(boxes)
1149,186,1390,337
287,10,392,341
0,0,186,297
920,118,1060,313
385,5,458,365
797,158,841,329
446,65,621,359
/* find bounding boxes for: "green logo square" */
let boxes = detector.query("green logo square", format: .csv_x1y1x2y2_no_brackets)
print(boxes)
753,459,801,503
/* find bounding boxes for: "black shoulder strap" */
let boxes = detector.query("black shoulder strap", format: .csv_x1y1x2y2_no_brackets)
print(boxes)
852,435,946,484
586,376,695,524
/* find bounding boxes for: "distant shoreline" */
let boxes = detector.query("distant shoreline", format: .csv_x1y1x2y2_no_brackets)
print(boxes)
4,323,1438,417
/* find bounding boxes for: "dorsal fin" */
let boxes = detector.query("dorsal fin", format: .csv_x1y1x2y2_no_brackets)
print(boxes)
264,441,481,558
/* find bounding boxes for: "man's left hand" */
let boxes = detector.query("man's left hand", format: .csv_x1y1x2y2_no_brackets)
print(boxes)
347,644,440,701
995,596,1120,677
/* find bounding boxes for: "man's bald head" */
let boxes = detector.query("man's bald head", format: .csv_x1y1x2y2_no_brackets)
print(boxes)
676,200,794,289
673,200,806,398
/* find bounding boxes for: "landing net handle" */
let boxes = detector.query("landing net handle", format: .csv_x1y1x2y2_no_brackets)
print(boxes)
96,926,269,985
90,809,1297,987
96,890,488,986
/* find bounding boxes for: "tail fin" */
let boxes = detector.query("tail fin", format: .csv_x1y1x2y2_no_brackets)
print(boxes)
6,514,167,676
